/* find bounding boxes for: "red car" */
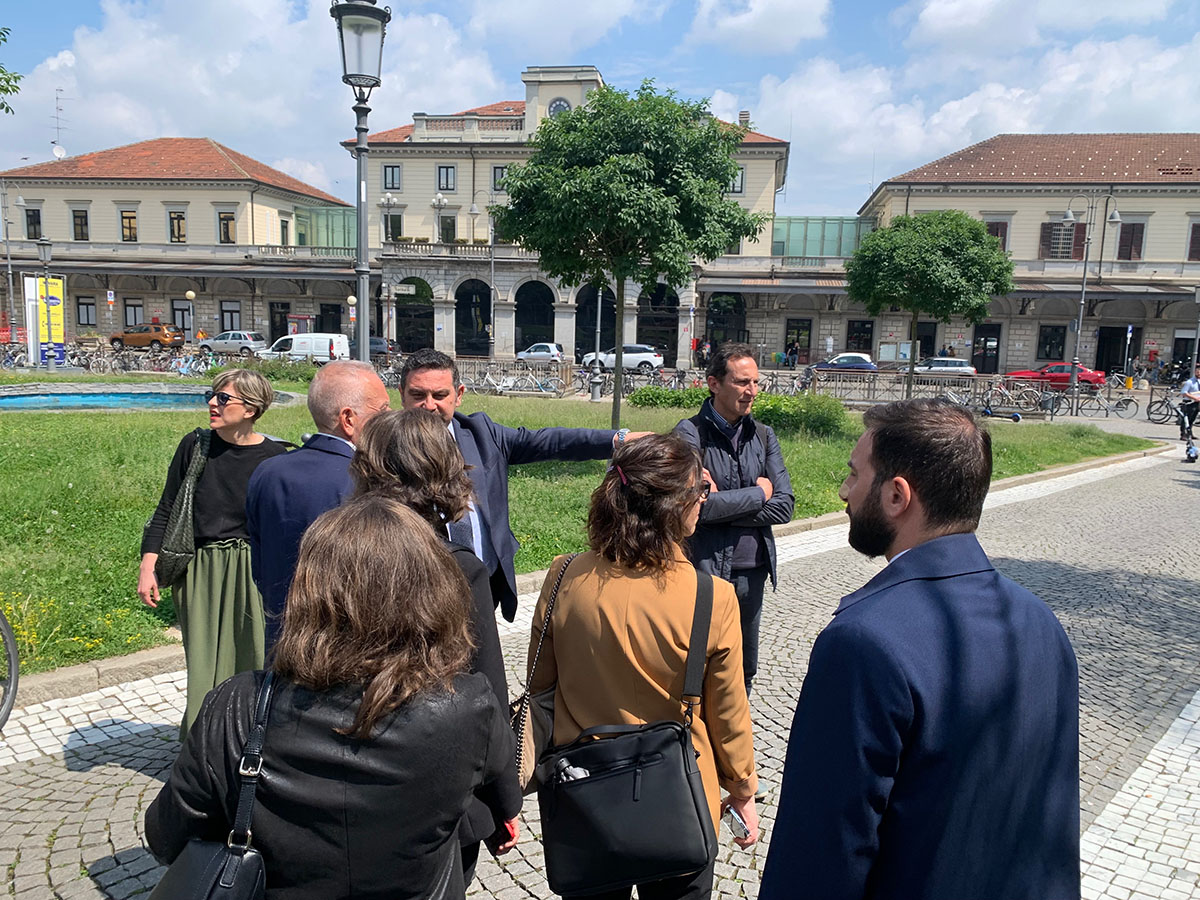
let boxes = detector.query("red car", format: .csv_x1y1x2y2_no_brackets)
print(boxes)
1004,362,1106,389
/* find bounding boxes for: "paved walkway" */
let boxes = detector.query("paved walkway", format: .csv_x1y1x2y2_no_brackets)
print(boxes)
2,449,1199,898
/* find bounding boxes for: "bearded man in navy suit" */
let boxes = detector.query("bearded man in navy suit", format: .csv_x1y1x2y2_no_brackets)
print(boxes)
398,349,648,621
247,361,390,650
760,398,1080,900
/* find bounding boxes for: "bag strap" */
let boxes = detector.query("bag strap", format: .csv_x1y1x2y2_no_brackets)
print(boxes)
681,571,713,729
227,670,275,851
184,428,211,480
523,552,579,693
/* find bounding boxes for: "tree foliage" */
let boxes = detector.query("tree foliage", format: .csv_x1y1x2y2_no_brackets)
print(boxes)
0,28,22,116
844,210,1014,394
493,80,769,426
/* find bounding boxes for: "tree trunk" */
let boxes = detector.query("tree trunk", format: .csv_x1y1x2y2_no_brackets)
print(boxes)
611,278,625,428
905,313,918,399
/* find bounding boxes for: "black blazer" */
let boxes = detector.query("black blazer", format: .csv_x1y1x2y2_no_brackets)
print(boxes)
246,433,355,649
760,533,1080,900
145,670,514,900
451,411,615,620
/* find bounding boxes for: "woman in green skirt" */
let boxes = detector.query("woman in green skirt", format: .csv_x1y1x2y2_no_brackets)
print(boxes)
138,369,286,739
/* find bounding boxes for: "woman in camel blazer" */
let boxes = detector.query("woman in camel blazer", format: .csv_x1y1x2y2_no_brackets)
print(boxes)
527,433,758,900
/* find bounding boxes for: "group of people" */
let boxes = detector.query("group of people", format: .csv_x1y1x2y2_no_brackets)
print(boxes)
137,342,1081,900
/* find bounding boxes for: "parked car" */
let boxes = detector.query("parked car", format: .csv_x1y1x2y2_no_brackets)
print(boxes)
516,342,564,362
912,357,978,376
257,332,350,363
109,323,185,351
1004,362,1106,389
348,336,399,357
809,352,879,373
580,344,664,371
198,330,268,356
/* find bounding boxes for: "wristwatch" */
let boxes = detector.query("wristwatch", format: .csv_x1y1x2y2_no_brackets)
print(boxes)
615,428,630,445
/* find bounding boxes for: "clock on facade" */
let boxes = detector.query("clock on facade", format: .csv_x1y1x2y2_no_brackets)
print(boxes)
547,97,572,116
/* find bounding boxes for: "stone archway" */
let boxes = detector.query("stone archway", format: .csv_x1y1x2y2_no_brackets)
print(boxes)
637,283,680,367
574,285,616,363
395,277,434,352
455,278,492,356
515,281,556,349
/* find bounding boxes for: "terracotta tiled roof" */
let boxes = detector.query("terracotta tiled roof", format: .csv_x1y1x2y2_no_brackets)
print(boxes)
889,133,1200,184
0,138,348,205
364,101,787,145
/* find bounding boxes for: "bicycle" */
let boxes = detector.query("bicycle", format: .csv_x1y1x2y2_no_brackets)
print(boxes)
1078,393,1139,419
984,380,1042,412
1147,392,1183,425
514,371,568,397
0,606,18,731
1,343,28,369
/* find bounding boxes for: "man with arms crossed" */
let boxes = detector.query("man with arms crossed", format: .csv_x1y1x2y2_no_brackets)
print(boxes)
246,360,390,650
675,342,794,698
399,348,647,621
759,398,1079,900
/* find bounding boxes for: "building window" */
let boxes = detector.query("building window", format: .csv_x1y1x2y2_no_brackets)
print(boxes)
77,297,96,328
847,319,874,353
121,210,138,242
439,215,456,243
221,300,241,331
1117,222,1145,261
25,209,42,240
726,239,741,255
218,211,236,244
169,211,187,243
383,164,402,190
492,165,508,192
985,220,1008,251
124,300,143,327
729,166,745,194
72,210,89,241
1037,325,1067,361
383,213,403,241
279,218,290,246
1189,223,1200,261
437,165,456,192
1039,222,1084,260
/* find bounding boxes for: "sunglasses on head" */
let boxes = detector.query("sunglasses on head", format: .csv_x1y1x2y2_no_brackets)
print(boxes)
204,390,245,407
695,481,712,500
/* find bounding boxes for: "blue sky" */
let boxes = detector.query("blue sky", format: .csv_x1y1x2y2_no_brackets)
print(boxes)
3,0,1200,215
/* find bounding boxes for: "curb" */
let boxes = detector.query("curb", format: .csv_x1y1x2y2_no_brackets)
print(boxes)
15,441,1176,709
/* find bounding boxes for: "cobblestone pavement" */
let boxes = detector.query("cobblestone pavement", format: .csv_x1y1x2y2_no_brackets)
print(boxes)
3,451,1199,899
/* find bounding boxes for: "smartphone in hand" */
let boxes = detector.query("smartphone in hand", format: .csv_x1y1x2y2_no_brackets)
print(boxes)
724,806,750,840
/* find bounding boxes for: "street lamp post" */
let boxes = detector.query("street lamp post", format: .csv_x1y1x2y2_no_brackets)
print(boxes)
331,0,391,363
1,181,25,344
431,193,447,242
382,191,395,243
185,289,196,341
36,238,54,372
1061,192,1121,396
469,191,496,358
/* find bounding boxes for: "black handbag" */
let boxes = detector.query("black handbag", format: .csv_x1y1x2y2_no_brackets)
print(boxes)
149,671,276,900
536,571,717,896
146,428,211,588
510,553,578,795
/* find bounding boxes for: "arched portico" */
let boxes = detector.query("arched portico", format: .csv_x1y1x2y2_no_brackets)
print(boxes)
637,283,680,367
574,285,616,363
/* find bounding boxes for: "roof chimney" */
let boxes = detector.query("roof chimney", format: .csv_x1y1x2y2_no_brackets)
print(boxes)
738,110,751,127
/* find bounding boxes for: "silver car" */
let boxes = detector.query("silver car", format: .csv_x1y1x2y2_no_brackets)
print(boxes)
580,344,664,372
516,342,564,362
200,331,268,356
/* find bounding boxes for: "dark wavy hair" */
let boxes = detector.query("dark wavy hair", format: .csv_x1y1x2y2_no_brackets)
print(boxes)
272,495,473,740
349,408,474,529
587,433,703,571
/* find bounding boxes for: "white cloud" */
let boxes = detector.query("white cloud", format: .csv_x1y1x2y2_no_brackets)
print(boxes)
686,0,830,54
272,157,333,193
709,88,741,125
1,0,502,204
465,0,659,58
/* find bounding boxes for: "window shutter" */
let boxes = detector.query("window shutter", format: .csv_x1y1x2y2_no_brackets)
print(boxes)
1039,223,1054,259
1072,223,1087,260
986,221,1008,250
1129,223,1144,261
1190,224,1200,261
1117,223,1133,260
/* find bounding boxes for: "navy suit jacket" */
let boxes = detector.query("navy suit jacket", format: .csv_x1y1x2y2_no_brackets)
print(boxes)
246,433,355,650
452,411,614,620
760,533,1080,900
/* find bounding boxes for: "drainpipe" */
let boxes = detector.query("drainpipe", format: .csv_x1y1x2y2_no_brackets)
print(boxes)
904,185,912,216
249,185,258,246
1095,185,1114,284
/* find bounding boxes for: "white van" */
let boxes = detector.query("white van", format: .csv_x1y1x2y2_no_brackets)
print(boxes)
257,333,350,363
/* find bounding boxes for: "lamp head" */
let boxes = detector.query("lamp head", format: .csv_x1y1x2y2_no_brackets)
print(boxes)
185,290,196,301
469,202,480,217
36,237,52,265
330,0,391,94
1107,207,1121,225
347,294,357,307
1061,208,1076,225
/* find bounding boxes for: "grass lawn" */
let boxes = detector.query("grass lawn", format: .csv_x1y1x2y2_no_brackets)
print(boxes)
0,385,1154,674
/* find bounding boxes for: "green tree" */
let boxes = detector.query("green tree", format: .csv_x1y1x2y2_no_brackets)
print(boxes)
844,210,1014,397
0,28,22,115
492,80,769,427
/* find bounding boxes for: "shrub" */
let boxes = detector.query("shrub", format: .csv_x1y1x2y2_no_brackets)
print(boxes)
207,357,321,384
752,392,848,437
627,385,710,408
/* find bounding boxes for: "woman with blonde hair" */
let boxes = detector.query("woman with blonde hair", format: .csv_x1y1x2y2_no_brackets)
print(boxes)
146,495,515,898
138,368,286,739
528,432,759,900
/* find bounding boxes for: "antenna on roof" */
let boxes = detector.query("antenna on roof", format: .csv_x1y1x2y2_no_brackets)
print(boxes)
51,87,72,155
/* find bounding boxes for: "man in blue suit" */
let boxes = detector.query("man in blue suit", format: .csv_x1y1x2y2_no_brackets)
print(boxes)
399,349,644,620
246,361,390,650
760,398,1080,900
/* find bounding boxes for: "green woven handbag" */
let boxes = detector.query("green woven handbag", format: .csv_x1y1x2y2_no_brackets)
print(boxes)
147,429,211,589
